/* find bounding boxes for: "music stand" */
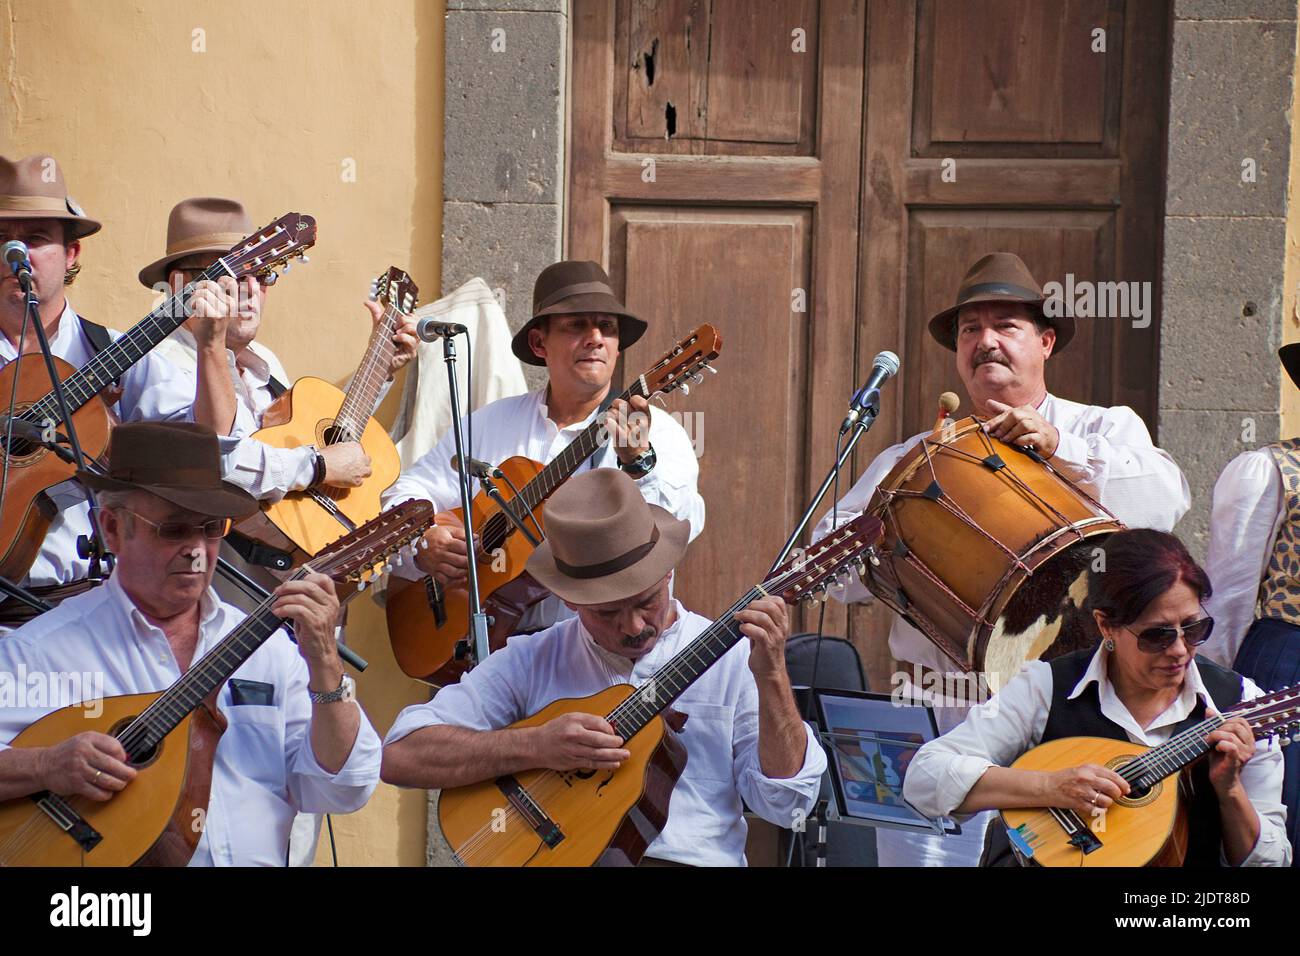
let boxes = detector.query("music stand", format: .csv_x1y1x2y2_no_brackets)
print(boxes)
812,688,960,836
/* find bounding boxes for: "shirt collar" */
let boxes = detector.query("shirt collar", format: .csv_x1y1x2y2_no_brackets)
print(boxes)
577,599,689,674
537,385,606,433
1067,642,1212,710
104,572,224,645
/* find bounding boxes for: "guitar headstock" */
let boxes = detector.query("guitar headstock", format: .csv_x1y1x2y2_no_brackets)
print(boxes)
637,324,722,401
218,212,317,286
307,498,434,588
765,514,884,607
1234,684,1300,744
371,266,419,315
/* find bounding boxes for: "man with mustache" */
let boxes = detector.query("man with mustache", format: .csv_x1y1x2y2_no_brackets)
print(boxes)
381,468,825,866
812,252,1189,867
382,260,704,634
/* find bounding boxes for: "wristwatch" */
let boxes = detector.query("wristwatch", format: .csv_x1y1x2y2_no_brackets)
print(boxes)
618,444,657,480
309,673,356,705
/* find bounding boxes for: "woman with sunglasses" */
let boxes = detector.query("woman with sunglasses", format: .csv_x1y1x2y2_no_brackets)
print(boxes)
902,529,1290,867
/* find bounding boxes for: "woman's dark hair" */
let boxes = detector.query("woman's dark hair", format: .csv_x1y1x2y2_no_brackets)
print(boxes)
1087,529,1211,627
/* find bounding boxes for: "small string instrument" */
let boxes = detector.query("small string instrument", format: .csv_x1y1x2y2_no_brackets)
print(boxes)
1001,683,1300,866
436,512,883,867
0,498,432,866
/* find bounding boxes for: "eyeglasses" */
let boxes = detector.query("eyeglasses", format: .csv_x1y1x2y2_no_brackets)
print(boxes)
119,508,232,541
1123,610,1215,654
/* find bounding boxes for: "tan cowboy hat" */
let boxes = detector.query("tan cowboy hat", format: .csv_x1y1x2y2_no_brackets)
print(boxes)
137,197,253,288
0,154,101,239
525,468,690,606
927,252,1073,353
79,422,258,519
512,260,647,367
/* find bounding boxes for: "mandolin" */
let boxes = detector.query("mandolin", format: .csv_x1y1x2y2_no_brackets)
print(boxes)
386,324,723,685
0,498,433,867
436,512,883,866
1000,682,1300,866
237,266,416,560
0,212,318,581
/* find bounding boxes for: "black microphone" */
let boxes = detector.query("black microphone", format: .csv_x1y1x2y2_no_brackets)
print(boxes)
0,416,75,462
840,350,900,435
415,317,469,341
2,240,33,281
450,454,503,480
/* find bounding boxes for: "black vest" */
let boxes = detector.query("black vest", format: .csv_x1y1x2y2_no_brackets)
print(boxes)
982,649,1243,867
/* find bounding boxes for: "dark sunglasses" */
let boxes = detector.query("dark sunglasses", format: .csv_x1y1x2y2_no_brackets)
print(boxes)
121,508,232,541
1123,612,1214,654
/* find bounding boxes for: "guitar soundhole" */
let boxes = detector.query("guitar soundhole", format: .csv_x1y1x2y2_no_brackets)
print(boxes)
108,716,162,769
321,424,347,446
1105,756,1160,808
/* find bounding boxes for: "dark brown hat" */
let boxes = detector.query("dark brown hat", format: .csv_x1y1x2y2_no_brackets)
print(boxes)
1281,345,1300,391
525,468,690,606
0,154,101,239
511,260,647,367
927,252,1072,353
79,422,258,519
138,197,253,288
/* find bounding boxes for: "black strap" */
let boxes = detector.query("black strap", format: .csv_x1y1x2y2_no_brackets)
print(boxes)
78,317,112,356
226,531,295,571
266,375,288,399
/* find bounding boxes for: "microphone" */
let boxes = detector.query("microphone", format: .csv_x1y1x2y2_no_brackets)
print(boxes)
2,240,33,281
934,391,960,431
450,454,503,480
840,350,900,435
416,317,468,341
0,416,75,463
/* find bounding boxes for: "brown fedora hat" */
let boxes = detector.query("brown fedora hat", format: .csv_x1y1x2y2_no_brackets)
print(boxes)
79,422,258,519
526,468,690,606
511,260,647,367
1281,344,1300,391
138,197,253,289
0,154,101,239
927,252,1073,353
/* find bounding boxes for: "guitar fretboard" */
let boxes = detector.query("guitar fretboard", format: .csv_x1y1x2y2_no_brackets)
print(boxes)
20,259,233,427
333,301,399,443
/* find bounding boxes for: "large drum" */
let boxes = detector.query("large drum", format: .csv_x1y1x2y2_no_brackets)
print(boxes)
861,416,1124,691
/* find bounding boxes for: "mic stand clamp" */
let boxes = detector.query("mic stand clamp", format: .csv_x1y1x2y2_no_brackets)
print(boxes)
477,476,542,548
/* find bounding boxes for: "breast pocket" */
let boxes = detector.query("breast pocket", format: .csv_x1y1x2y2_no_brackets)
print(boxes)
673,701,736,785
217,704,288,793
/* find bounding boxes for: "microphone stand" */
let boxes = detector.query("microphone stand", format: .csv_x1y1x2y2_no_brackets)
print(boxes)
434,330,490,665
12,264,112,579
477,475,542,547
769,388,880,575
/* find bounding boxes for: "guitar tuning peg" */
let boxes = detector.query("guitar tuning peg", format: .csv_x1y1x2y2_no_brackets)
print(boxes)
262,271,279,287
393,551,403,566
301,254,310,264
282,261,291,272
420,536,430,549
704,364,718,374
691,373,704,386
356,574,368,592
679,383,690,396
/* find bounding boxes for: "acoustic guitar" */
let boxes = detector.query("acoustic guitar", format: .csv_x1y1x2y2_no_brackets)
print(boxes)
0,212,317,581
436,512,884,866
1000,682,1300,866
0,498,434,867
387,324,723,685
238,266,416,559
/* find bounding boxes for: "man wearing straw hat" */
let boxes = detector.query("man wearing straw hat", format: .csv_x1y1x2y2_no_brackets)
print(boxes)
812,251,1190,867
0,156,240,626
139,196,420,504
381,467,824,866
383,259,704,634
0,422,381,865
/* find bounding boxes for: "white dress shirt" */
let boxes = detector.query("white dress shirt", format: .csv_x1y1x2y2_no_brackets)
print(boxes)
382,387,706,632
813,393,1191,672
0,574,382,866
902,647,1291,867
386,601,825,866
0,303,201,587
1202,449,1285,667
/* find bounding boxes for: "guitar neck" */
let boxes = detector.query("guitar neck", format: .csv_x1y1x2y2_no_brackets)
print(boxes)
604,586,763,740
23,262,230,426
334,302,400,442
515,379,647,513
113,571,304,762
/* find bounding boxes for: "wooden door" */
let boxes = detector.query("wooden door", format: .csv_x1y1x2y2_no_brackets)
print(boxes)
569,0,1170,685
570,0,867,628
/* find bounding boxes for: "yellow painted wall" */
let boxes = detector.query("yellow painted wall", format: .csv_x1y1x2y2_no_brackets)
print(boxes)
0,0,444,866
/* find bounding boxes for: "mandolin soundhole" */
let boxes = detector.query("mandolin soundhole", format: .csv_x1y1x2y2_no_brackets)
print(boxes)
1105,755,1160,808
108,716,162,769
